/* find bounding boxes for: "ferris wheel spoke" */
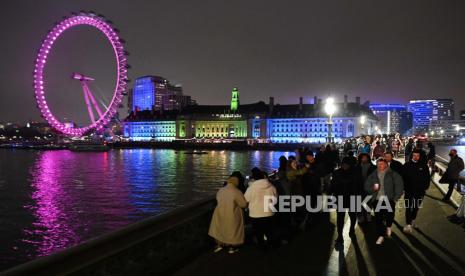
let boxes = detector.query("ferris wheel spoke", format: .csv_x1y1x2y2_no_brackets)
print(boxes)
82,88,96,123
84,83,104,118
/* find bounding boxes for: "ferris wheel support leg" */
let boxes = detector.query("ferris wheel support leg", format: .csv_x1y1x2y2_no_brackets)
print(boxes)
83,82,103,118
83,88,96,123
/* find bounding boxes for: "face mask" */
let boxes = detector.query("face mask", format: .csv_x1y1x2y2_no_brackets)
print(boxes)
449,153,454,157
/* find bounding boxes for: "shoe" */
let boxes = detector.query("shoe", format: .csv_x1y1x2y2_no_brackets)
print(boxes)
386,227,392,237
376,236,384,245
403,225,413,234
213,246,223,253
228,247,239,254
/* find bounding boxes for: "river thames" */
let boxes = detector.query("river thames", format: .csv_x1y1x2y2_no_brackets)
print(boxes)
0,145,463,270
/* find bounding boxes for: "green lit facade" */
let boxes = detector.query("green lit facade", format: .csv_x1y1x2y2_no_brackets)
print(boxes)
124,91,378,142
230,87,240,112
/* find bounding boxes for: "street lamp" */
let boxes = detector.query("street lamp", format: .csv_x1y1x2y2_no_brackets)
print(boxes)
360,115,366,132
324,97,336,143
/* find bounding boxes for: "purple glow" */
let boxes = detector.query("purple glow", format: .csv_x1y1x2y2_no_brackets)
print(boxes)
33,13,128,136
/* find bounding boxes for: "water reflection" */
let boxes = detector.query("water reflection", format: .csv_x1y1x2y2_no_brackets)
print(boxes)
3,149,291,269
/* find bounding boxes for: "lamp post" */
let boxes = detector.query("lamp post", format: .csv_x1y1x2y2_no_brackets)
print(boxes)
324,97,336,143
360,115,366,135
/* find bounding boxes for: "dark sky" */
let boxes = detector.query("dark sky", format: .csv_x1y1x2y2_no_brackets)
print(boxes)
1,0,465,124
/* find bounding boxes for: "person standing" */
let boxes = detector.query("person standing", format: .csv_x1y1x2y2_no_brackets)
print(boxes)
402,149,431,233
442,149,465,201
391,136,402,159
365,158,404,245
372,141,384,160
209,176,248,254
427,142,436,168
384,151,403,175
331,157,360,244
245,168,278,249
356,153,376,223
404,138,414,163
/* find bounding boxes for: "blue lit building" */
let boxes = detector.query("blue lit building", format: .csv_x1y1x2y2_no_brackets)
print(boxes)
132,77,155,111
130,76,193,112
123,121,176,141
369,104,408,134
408,100,438,134
124,92,378,143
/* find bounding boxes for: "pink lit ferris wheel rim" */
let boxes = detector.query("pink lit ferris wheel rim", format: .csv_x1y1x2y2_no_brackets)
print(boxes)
33,12,128,136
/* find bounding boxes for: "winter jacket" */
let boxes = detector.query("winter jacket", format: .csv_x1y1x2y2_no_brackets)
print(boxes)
402,161,431,197
446,155,465,180
331,168,361,208
245,179,277,218
209,184,247,245
365,168,404,202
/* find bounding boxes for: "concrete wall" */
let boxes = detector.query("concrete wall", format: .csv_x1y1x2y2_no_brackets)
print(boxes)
3,197,216,276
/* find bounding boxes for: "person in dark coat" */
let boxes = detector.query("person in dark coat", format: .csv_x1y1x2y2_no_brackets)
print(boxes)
442,149,465,201
414,141,428,165
295,151,322,230
331,157,360,244
402,149,431,233
345,151,357,168
384,151,403,175
427,142,436,168
404,138,414,163
356,153,376,223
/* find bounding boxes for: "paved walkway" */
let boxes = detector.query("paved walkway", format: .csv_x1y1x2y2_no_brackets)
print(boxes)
174,182,465,276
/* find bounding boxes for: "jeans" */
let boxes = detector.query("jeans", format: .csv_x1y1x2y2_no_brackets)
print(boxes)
373,200,395,237
250,216,275,247
337,210,357,236
405,196,424,225
444,179,461,200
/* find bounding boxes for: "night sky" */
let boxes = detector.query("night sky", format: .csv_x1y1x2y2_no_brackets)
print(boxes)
1,0,465,124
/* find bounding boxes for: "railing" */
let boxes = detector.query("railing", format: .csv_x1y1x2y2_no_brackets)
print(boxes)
2,196,216,276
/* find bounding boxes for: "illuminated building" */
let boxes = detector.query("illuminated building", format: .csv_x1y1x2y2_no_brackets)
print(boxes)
124,90,377,143
369,104,408,134
230,87,239,112
430,120,465,137
408,100,438,134
130,76,193,112
436,99,455,120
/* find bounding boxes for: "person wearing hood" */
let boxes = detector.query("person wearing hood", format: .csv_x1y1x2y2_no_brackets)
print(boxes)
245,168,278,249
209,176,248,254
365,158,404,245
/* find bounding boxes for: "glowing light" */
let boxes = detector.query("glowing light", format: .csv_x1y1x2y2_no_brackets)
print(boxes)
324,97,336,116
33,12,128,137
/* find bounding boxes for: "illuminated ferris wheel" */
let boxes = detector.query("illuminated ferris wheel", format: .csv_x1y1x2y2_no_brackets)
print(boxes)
33,11,129,136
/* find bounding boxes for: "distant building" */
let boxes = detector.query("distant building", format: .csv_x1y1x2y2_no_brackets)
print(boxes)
408,100,439,134
130,75,194,112
430,120,465,137
369,104,407,134
399,111,413,136
124,91,378,143
436,99,455,120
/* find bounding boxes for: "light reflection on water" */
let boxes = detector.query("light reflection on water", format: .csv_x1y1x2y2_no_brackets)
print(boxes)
1,145,463,270
0,149,291,270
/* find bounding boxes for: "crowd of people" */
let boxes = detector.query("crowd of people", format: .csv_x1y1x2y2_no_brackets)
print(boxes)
207,134,464,253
